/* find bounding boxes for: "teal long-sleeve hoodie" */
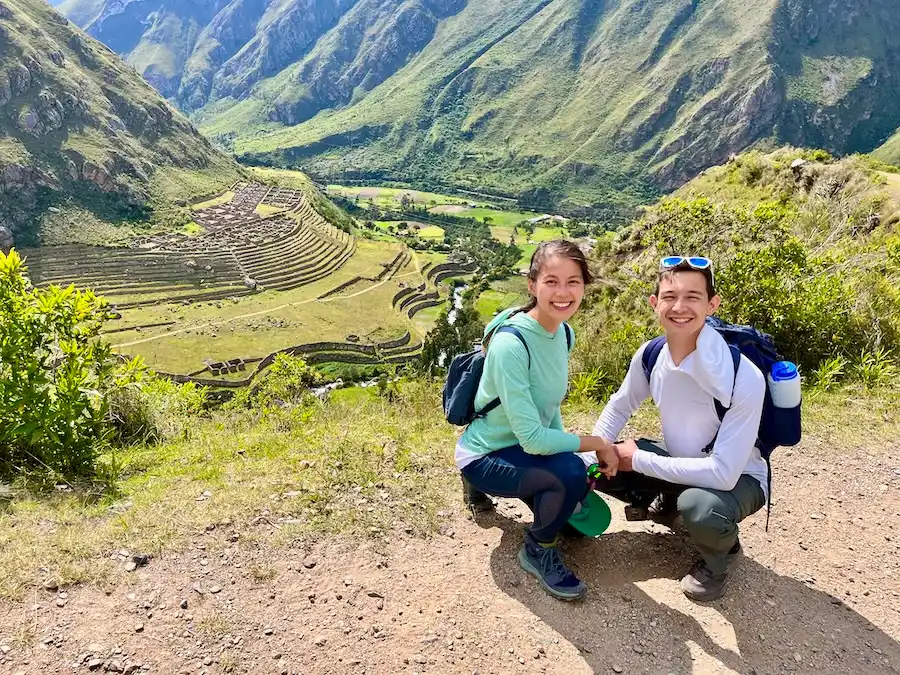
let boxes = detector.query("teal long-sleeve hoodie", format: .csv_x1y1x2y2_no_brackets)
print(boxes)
458,308,581,457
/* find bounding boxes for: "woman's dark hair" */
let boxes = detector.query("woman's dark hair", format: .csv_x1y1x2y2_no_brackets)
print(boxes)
523,239,593,311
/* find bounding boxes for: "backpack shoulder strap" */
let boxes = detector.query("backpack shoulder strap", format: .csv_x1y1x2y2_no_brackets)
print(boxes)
713,345,742,420
641,336,667,382
493,325,531,368
563,323,573,352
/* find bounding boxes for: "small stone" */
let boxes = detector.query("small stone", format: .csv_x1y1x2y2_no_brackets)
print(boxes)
794,653,802,662
124,561,137,572
344,577,353,586
0,645,9,654
302,556,317,569
264,628,274,636
272,652,281,660
209,586,222,594
106,661,124,673
313,635,327,646
42,579,58,591
180,599,188,610
134,623,144,633
412,654,427,664
612,667,624,674
88,659,103,670
55,598,68,607
203,657,212,666
376,599,384,610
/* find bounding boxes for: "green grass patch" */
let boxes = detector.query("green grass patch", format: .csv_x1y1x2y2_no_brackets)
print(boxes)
416,225,445,240
191,191,234,211
255,203,286,217
475,276,528,321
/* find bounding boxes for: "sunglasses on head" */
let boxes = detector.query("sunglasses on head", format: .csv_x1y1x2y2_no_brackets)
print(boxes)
659,255,713,271
659,255,715,289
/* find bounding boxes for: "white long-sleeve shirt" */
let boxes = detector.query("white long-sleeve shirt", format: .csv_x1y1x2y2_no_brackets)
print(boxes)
592,325,769,498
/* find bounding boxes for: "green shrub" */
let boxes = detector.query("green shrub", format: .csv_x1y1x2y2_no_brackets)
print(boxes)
108,376,208,445
229,354,323,410
0,250,141,477
569,313,657,402
716,238,867,372
853,348,898,389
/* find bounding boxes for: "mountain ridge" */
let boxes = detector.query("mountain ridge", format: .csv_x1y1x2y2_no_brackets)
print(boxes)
0,0,242,245
58,0,900,213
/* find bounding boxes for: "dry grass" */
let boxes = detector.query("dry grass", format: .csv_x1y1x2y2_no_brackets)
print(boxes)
0,382,455,600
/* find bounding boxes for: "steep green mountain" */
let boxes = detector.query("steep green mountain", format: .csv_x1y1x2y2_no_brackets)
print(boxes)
60,0,900,214
0,0,242,245
872,127,900,166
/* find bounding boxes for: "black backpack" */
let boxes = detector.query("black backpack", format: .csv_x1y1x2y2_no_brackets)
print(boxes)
443,321,572,426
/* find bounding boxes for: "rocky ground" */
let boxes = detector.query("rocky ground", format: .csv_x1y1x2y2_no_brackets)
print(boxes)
1,437,899,675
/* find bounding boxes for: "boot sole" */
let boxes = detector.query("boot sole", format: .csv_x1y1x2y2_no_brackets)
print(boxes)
517,549,586,601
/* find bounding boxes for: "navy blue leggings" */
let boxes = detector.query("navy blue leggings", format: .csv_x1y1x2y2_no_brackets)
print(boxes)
462,445,587,542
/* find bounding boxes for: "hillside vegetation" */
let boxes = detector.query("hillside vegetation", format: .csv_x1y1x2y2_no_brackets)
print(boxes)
0,0,242,246
568,148,900,401
59,0,900,215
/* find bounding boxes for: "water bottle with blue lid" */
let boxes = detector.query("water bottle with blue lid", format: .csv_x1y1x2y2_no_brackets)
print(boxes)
768,361,801,409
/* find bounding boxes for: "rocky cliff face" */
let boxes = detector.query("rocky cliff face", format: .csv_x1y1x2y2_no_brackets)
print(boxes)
0,0,240,243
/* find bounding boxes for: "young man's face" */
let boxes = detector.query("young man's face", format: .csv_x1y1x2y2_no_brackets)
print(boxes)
649,270,720,338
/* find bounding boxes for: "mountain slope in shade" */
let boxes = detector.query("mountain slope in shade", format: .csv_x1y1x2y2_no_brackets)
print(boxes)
0,0,242,244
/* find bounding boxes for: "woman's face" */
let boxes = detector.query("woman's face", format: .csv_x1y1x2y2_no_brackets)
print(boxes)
527,255,586,325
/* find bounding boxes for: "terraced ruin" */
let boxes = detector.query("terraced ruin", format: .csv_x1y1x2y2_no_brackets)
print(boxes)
21,182,355,309
152,255,478,388
17,181,479,385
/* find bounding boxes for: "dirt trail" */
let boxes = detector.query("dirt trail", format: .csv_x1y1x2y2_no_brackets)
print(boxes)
2,441,899,675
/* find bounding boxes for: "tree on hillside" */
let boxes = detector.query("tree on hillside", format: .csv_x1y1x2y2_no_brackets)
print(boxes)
420,300,484,374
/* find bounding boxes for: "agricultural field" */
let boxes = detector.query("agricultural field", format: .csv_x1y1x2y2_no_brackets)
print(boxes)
475,276,529,321
326,185,484,209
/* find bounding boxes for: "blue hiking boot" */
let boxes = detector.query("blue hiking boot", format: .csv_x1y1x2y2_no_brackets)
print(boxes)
517,532,587,601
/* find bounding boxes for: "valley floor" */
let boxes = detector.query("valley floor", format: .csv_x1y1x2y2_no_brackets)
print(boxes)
1,401,898,675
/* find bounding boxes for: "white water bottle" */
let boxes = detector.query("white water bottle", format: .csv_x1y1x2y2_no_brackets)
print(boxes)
768,361,801,408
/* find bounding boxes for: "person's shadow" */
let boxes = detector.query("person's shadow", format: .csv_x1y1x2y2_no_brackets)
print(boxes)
477,506,900,674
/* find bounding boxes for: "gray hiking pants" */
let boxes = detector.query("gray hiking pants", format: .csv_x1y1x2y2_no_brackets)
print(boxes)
595,439,766,575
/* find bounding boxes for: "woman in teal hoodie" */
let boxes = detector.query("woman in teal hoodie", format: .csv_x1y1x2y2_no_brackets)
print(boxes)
457,240,619,600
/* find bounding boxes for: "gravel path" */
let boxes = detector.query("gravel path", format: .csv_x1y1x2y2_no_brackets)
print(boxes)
1,440,899,675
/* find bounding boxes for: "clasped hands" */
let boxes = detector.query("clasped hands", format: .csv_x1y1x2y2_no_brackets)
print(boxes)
579,437,641,477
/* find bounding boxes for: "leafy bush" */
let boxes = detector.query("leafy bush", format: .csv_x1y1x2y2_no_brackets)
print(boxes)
0,250,140,477
229,354,323,410
716,238,868,372
108,376,208,445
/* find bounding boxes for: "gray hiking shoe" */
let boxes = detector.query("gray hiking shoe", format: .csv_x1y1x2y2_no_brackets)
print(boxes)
680,541,742,601
518,534,587,601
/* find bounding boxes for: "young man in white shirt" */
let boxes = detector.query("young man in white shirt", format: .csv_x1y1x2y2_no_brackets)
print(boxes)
592,257,767,601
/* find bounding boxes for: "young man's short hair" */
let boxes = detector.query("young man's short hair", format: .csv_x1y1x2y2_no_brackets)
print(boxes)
654,261,717,299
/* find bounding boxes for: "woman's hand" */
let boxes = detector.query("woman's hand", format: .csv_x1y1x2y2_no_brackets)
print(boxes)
595,441,619,478
578,436,619,477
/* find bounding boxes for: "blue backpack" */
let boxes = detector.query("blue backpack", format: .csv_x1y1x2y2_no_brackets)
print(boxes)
641,316,801,524
443,321,572,426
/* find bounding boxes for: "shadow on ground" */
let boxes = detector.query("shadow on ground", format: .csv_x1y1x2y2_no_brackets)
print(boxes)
477,509,900,674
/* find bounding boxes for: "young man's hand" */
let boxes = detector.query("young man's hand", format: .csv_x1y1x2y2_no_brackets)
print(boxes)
613,439,640,472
